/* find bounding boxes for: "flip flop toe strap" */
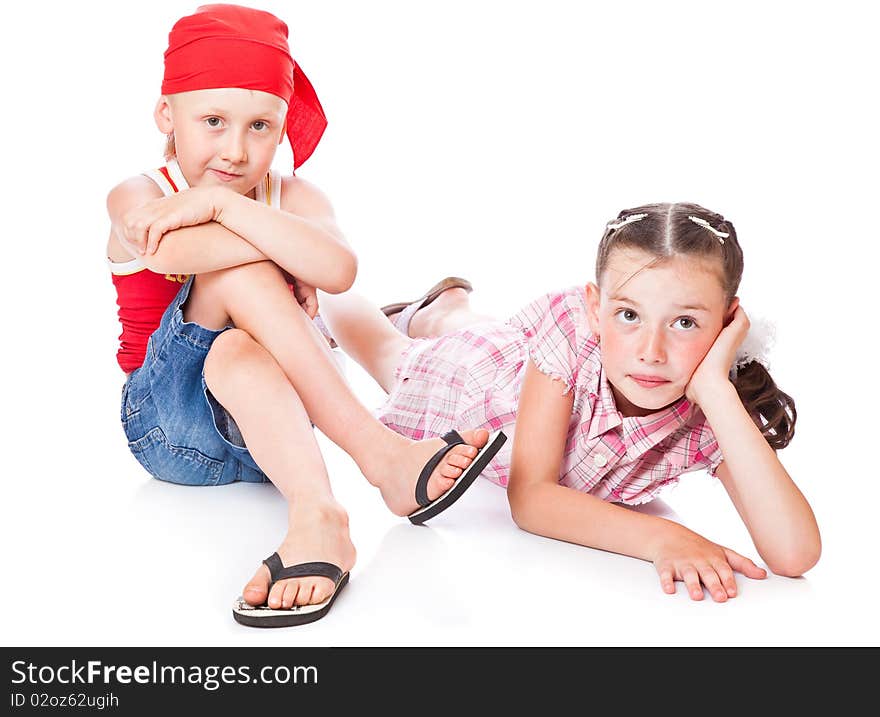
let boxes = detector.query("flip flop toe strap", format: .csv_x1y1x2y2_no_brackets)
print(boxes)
414,430,465,507
262,554,344,588
391,295,430,334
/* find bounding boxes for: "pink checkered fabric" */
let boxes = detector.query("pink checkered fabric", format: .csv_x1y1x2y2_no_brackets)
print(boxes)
375,286,724,505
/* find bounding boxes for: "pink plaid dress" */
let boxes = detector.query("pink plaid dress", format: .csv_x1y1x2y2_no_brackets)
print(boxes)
376,286,724,505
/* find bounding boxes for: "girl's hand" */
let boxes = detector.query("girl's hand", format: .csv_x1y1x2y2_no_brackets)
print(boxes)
652,525,767,602
685,305,750,404
120,186,224,256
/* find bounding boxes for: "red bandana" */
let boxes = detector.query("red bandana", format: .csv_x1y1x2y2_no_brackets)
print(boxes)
161,4,326,170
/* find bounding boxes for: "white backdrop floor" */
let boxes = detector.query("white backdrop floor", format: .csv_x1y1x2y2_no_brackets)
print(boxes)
3,0,877,649
3,355,863,647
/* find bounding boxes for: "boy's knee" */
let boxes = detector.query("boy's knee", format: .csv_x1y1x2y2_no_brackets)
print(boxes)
189,261,287,327
194,260,285,298
207,260,284,287
204,328,269,388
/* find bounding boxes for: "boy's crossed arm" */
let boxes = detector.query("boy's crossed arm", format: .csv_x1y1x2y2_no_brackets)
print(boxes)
106,175,356,295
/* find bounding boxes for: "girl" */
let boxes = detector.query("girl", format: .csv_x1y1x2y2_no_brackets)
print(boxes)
106,4,505,628
318,202,821,602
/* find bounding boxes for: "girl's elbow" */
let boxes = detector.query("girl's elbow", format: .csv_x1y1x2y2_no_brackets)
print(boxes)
507,484,531,531
767,541,822,578
510,505,531,533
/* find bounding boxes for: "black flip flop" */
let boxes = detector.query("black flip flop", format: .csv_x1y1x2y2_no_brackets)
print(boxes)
407,429,507,525
232,554,349,628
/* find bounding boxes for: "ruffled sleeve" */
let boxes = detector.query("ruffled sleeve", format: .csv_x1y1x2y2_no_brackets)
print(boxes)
693,424,725,477
509,287,590,395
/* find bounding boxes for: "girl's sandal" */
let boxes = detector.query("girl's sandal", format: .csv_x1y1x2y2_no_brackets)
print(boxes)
381,277,473,335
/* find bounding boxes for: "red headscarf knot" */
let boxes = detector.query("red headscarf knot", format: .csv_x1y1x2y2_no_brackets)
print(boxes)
162,4,326,170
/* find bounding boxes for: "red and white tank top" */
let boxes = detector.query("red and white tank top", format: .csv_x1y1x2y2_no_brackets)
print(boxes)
109,159,281,373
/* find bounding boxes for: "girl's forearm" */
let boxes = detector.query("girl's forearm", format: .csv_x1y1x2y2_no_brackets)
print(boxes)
696,383,821,575
216,190,356,293
509,482,687,562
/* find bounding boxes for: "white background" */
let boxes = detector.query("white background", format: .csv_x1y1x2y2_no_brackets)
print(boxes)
2,0,878,646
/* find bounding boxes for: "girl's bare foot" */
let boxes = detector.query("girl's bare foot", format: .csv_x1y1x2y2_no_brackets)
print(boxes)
407,287,488,338
241,499,356,608
363,428,491,516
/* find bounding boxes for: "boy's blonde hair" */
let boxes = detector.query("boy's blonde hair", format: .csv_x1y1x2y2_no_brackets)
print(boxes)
164,133,176,161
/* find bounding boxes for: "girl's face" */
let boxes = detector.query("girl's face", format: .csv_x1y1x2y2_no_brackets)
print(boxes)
585,247,737,417
155,88,287,196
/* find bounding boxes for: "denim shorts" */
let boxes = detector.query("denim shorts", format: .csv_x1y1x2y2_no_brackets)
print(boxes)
119,276,269,486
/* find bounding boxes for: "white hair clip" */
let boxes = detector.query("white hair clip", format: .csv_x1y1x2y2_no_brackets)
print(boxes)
606,213,647,231
688,216,729,244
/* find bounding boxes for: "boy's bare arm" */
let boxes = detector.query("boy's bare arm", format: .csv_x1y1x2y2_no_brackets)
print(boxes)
107,176,268,274
107,175,356,293
214,175,356,293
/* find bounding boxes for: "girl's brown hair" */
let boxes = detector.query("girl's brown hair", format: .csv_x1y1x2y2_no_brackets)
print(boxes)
596,202,795,450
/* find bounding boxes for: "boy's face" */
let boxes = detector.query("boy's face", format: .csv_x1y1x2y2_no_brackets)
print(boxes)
155,88,287,195
585,248,736,417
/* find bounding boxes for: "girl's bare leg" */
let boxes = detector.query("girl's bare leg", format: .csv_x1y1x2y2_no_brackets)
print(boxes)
185,260,489,515
313,289,412,393
203,329,356,608
315,288,497,394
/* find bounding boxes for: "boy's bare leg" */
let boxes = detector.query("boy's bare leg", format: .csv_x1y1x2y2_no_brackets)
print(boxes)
203,329,355,608
185,261,489,517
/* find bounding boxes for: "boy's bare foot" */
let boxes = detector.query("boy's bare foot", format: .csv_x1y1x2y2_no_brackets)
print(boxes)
365,428,491,516
241,500,356,608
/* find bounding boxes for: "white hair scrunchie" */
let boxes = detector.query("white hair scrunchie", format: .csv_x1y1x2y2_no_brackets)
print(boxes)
730,313,776,380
